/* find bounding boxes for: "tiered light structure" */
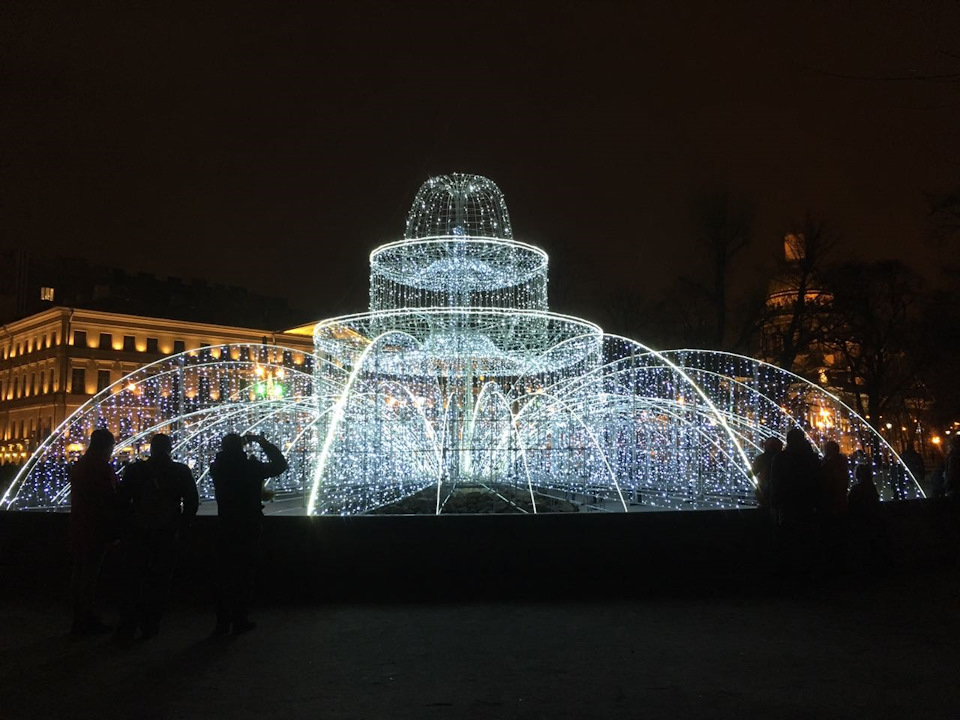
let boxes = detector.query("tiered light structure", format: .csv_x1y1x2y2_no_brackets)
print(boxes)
2,174,923,514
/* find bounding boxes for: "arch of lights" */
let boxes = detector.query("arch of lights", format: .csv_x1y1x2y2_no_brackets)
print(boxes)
2,174,923,514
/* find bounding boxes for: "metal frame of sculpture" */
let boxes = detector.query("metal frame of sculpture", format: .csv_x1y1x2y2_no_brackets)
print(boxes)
2,174,923,514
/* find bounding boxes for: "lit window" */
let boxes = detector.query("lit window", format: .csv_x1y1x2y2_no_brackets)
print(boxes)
40,287,54,302
71,368,85,394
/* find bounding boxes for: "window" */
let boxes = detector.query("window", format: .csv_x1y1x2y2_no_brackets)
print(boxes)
97,369,111,392
98,333,112,350
123,335,136,352
31,374,37,396
173,340,185,354
71,368,86,394
40,287,54,302
50,332,56,347
146,337,159,353
73,330,87,347
48,369,55,393
0,380,3,400
15,377,21,398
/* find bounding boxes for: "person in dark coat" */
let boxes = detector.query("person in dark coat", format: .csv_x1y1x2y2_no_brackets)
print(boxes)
818,440,849,574
752,436,783,512
210,432,287,635
945,436,960,498
770,428,820,578
68,428,121,635
818,441,849,519
847,463,889,569
115,433,199,644
899,443,925,488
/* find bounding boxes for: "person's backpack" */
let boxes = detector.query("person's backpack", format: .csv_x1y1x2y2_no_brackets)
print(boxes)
132,461,179,531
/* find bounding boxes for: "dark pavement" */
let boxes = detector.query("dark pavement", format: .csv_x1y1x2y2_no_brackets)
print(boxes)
2,569,959,720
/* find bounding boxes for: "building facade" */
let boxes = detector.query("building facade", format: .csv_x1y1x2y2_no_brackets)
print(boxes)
0,307,313,465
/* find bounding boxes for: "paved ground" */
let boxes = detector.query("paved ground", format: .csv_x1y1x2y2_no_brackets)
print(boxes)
2,569,959,720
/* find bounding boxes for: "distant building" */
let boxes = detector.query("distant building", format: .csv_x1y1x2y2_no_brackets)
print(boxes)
0,309,315,465
0,250,309,329
759,233,836,385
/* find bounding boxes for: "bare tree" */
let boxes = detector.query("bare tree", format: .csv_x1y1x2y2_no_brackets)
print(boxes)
759,216,838,375
825,260,923,428
685,191,752,349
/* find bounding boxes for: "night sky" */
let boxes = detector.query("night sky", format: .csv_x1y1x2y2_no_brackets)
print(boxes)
4,1,959,326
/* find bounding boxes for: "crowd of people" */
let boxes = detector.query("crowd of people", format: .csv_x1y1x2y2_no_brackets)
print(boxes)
66,426,959,640
751,429,960,580
67,428,287,643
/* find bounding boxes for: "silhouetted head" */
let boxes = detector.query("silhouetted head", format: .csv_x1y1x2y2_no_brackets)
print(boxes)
87,428,115,458
150,433,173,460
221,433,244,454
785,428,807,452
823,440,840,459
763,437,783,454
855,464,873,484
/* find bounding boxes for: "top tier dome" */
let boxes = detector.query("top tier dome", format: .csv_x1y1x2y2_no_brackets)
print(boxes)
404,174,513,240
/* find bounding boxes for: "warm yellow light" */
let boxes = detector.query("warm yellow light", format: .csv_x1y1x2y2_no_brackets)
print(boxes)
126,383,137,393
254,366,265,378
932,436,942,445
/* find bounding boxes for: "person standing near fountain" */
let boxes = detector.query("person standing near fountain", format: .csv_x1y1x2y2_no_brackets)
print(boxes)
210,432,288,635
68,428,121,635
770,428,819,579
114,433,199,644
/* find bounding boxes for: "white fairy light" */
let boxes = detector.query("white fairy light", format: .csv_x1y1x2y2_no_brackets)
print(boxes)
2,174,924,514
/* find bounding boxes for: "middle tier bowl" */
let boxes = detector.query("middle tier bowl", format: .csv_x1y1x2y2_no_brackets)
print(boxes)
313,308,603,379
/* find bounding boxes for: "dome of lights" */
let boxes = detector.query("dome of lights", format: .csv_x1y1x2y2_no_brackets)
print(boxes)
404,174,512,240
3,174,924,515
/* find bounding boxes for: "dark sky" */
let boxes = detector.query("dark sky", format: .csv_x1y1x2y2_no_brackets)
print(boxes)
4,1,959,326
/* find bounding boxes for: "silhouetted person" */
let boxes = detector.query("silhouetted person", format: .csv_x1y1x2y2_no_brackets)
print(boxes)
115,434,199,644
818,440,849,574
770,428,820,579
945,436,960,499
900,444,925,488
819,441,849,519
68,428,120,635
210,432,287,635
848,463,889,569
752,436,783,512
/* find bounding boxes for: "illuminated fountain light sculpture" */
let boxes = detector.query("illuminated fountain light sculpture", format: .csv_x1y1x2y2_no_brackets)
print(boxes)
2,174,924,514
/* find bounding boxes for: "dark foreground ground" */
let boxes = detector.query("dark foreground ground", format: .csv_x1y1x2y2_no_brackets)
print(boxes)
2,506,959,719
